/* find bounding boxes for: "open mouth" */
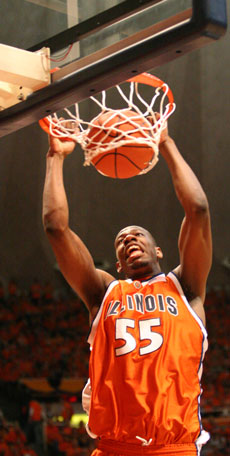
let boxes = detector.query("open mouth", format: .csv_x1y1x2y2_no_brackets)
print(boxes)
125,244,143,259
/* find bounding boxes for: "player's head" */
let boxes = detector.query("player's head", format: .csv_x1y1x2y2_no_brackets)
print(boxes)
114,225,163,279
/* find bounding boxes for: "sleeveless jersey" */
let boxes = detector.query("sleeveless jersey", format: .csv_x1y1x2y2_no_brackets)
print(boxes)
84,272,208,447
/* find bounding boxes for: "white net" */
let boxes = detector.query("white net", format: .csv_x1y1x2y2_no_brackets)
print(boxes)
43,76,176,175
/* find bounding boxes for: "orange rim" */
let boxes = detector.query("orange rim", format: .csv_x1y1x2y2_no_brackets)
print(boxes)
128,72,174,113
38,117,51,135
39,72,174,136
38,117,74,141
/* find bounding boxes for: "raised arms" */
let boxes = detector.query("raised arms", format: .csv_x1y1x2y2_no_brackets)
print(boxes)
42,115,212,323
42,135,114,318
159,125,212,313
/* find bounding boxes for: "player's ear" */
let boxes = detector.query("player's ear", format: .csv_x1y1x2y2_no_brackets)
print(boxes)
116,260,122,273
155,246,163,259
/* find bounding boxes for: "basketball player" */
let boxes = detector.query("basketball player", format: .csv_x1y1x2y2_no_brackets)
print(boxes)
42,118,212,456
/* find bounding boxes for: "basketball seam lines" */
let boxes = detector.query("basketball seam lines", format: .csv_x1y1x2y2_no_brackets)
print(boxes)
93,152,145,171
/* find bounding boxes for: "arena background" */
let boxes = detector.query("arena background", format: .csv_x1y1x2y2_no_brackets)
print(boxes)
0,1,229,293
0,1,229,455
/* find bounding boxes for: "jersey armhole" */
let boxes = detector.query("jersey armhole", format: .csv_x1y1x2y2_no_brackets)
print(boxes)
168,272,208,338
87,280,119,345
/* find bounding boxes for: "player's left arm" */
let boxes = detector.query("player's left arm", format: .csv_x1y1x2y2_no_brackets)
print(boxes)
159,125,212,304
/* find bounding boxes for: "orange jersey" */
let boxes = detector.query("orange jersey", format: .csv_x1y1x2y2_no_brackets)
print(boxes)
84,272,208,451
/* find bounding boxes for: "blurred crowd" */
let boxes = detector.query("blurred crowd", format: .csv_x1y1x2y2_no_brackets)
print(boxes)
202,287,230,412
200,287,230,455
0,279,89,381
0,279,229,455
0,403,95,456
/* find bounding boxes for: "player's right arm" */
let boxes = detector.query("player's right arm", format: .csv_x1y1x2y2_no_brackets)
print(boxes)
42,135,114,317
158,122,212,322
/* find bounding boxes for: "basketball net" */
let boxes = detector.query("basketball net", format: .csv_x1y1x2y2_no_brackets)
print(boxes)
39,73,176,175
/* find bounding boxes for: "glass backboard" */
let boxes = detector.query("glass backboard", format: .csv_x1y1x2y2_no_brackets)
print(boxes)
0,0,227,137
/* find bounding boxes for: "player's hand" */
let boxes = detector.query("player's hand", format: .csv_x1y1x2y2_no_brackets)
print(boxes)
159,119,169,145
48,135,76,157
147,112,170,145
47,120,78,158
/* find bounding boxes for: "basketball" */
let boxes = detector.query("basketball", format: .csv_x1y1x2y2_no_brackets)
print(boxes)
86,110,156,179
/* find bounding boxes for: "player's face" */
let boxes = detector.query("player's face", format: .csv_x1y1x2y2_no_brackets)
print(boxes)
114,226,162,279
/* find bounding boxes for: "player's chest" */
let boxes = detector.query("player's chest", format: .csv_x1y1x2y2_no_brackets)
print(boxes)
105,283,180,319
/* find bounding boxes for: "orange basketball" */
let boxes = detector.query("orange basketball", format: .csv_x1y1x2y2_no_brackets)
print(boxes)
86,110,155,179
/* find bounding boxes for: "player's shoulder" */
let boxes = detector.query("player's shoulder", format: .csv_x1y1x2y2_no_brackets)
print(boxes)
89,270,118,322
172,265,181,278
96,268,116,288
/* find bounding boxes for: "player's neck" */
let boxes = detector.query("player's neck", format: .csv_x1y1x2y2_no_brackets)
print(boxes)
127,268,162,282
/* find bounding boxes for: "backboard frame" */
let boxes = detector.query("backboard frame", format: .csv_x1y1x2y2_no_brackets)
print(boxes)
0,0,227,138
28,0,167,54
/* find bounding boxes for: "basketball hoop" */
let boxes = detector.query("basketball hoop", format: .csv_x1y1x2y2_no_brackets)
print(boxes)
39,73,176,177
